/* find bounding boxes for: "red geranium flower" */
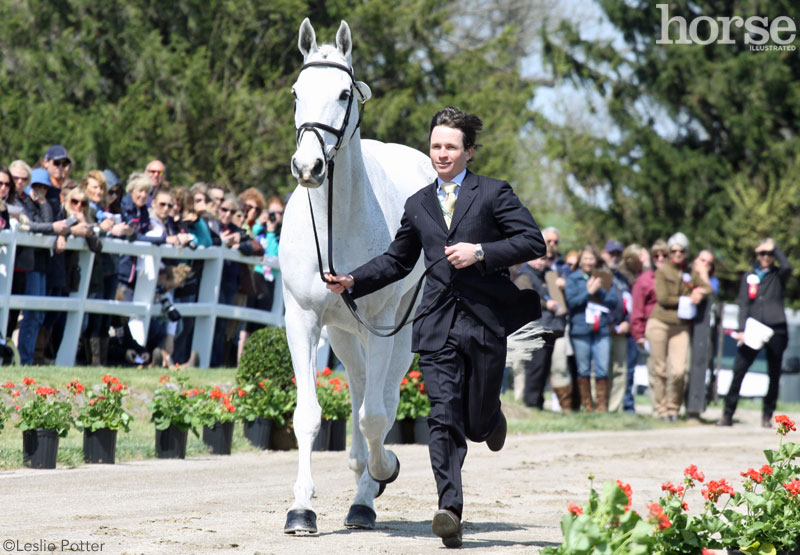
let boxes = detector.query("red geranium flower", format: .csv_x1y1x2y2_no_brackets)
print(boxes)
22,377,36,386
648,502,671,530
321,367,333,376
2,381,14,389
616,480,632,510
408,370,422,380
702,478,735,503
684,464,705,483
775,414,796,435
567,502,583,516
783,478,800,496
740,468,763,483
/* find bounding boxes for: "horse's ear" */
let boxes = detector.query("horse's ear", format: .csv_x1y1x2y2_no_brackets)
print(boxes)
298,18,318,59
335,20,352,60
354,81,372,103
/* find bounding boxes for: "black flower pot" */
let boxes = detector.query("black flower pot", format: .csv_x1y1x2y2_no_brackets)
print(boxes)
328,419,347,451
312,419,331,452
270,422,297,451
202,421,235,455
155,424,188,459
22,429,60,469
83,428,118,464
243,418,273,450
413,416,430,445
385,419,404,444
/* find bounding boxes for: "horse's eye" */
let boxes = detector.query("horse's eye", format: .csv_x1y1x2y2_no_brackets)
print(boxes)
339,90,350,101
291,89,297,99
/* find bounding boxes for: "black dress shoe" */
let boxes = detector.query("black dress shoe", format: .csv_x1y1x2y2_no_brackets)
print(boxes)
432,509,462,548
762,416,773,429
486,411,507,452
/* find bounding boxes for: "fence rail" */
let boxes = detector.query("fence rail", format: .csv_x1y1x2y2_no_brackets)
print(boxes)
0,230,284,368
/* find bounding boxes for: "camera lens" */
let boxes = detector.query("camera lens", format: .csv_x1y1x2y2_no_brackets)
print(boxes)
268,212,277,223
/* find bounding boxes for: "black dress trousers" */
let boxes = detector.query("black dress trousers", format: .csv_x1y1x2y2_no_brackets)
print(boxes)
418,307,506,519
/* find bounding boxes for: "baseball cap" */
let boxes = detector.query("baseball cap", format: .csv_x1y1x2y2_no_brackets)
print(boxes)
604,240,623,254
44,144,71,162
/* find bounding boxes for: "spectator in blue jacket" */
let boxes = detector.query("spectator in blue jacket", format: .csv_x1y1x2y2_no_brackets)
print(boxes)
565,245,618,412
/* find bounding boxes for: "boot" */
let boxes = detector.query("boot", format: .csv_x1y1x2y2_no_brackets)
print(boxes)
89,337,102,366
577,378,593,413
99,337,109,366
553,385,573,414
595,378,609,413
33,328,51,365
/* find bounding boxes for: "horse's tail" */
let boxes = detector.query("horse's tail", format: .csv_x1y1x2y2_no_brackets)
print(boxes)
505,321,548,368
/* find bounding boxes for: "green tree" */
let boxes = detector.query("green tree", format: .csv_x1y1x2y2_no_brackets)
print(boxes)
0,0,545,207
541,0,799,299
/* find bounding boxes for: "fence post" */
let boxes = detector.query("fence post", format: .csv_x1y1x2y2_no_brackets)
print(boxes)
55,238,95,366
0,231,18,338
191,247,224,368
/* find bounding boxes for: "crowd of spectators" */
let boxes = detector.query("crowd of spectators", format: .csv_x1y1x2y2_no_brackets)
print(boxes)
0,145,284,368
510,226,792,426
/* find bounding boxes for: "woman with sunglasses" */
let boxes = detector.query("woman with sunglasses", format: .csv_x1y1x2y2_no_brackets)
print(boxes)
718,238,792,428
645,233,712,421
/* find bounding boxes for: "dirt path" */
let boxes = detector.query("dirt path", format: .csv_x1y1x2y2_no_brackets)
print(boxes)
1,408,783,554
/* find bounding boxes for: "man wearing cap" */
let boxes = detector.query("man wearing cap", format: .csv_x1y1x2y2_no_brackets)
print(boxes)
601,240,632,412
17,169,70,364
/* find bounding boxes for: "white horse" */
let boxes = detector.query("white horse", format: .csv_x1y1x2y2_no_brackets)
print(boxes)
279,18,436,533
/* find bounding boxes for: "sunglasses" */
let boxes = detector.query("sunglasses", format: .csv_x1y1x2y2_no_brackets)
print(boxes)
156,201,175,208
220,207,233,213
756,250,775,257
12,174,28,182
546,239,559,245
148,169,164,176
654,253,668,259
194,196,207,203
245,204,258,211
70,199,88,207
52,159,70,168
0,180,11,187
670,248,686,254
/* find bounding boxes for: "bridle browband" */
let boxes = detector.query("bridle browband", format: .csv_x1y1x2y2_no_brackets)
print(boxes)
296,59,447,337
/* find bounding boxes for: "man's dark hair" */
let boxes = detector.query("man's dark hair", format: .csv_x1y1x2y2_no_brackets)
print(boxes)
429,106,483,151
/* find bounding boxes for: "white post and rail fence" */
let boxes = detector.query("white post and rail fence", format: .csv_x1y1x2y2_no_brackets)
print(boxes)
0,230,289,369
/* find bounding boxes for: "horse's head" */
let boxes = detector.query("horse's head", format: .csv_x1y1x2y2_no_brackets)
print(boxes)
290,18,372,188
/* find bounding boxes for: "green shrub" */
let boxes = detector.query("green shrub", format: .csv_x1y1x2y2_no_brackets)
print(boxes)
238,326,294,390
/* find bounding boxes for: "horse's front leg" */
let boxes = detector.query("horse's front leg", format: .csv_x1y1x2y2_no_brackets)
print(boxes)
362,332,400,486
283,294,322,534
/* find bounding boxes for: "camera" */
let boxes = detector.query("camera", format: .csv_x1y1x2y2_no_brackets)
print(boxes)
268,211,277,223
154,285,181,322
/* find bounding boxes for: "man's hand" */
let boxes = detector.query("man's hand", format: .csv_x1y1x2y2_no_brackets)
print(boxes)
324,272,354,295
52,219,69,235
444,242,477,269
689,287,705,304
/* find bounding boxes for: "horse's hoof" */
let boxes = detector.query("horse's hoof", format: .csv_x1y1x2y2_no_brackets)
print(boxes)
375,482,386,499
368,455,400,485
344,504,376,529
284,509,318,534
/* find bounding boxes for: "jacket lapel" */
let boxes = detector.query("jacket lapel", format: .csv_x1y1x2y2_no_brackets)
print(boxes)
421,180,449,232
448,171,478,233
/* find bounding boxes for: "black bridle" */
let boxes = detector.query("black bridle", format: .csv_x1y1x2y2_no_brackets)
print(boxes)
295,60,447,337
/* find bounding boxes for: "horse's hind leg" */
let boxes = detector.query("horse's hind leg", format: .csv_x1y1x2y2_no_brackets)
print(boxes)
283,294,322,533
326,327,382,529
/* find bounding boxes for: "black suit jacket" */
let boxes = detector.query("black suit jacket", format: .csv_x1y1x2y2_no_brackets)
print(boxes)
350,171,545,351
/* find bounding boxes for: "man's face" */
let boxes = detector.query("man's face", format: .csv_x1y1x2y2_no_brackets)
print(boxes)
429,125,473,182
602,250,621,270
153,192,173,220
44,157,70,186
544,231,560,254
146,161,166,187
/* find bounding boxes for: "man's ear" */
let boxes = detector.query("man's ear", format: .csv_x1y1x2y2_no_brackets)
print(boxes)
354,81,371,103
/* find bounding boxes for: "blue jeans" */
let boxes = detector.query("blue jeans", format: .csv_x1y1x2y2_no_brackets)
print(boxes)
18,271,47,365
570,333,610,379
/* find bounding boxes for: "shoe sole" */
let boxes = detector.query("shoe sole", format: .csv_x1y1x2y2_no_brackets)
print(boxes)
432,511,461,548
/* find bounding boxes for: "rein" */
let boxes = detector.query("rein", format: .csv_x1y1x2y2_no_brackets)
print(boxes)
297,60,447,337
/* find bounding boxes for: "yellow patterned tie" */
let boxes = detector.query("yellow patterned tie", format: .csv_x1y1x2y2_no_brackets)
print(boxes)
441,182,458,228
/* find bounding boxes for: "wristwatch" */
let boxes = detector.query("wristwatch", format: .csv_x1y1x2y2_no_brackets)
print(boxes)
474,243,485,262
